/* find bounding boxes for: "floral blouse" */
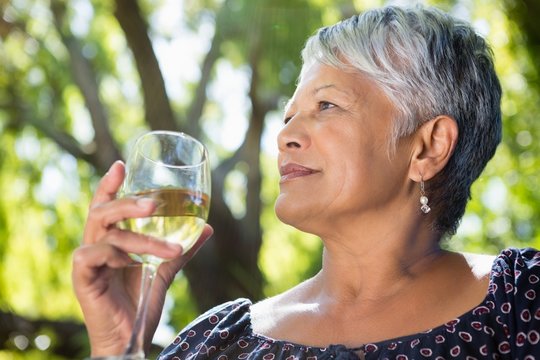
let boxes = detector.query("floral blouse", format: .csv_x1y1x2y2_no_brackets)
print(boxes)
159,248,540,359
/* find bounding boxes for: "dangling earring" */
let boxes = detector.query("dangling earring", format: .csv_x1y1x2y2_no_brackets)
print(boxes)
420,177,431,214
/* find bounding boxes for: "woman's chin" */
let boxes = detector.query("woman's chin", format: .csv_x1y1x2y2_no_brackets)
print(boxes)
275,198,318,233
275,197,300,224
274,200,292,224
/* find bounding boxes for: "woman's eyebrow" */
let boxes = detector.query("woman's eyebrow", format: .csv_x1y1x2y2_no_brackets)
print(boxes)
314,84,336,93
314,84,353,98
283,84,353,114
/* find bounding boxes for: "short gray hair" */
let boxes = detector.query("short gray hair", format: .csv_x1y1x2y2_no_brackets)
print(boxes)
301,5,502,236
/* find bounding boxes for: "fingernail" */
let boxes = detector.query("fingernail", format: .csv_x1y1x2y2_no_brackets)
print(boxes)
166,242,182,251
136,198,155,209
106,160,123,176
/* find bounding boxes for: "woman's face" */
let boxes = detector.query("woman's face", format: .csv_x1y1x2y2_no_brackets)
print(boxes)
275,62,413,236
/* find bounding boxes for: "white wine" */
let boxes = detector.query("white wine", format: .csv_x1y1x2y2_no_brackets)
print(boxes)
121,188,210,264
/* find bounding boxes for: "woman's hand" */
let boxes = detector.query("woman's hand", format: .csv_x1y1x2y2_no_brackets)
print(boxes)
72,161,213,356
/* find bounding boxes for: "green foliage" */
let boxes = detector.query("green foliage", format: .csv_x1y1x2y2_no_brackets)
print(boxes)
446,0,540,253
1,0,540,358
0,128,85,317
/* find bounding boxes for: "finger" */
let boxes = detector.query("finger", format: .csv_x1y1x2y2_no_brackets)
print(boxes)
74,231,185,288
84,197,157,243
157,224,214,285
90,161,125,208
101,229,184,259
72,243,134,288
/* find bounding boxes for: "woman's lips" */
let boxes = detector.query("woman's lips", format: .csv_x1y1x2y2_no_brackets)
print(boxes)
279,163,319,182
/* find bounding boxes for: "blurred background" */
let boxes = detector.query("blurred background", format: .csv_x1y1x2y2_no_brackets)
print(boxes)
0,0,539,358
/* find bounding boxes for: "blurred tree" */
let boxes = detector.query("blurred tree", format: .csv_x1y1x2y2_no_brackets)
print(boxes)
0,0,324,357
0,0,539,358
447,0,540,254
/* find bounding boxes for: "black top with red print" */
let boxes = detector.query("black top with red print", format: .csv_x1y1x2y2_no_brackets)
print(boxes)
159,248,540,359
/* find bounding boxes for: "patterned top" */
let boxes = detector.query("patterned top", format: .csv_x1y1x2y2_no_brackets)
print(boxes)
159,248,540,359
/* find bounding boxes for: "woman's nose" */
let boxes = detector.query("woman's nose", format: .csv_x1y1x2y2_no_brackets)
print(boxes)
277,114,310,151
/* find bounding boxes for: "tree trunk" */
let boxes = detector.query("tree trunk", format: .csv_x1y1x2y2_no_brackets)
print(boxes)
112,0,265,311
505,0,540,89
114,0,178,132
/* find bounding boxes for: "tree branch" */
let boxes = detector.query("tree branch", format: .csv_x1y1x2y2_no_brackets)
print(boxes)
50,0,121,171
185,24,222,138
4,82,100,169
184,1,235,137
114,0,178,132
238,29,264,277
0,12,18,39
28,116,96,165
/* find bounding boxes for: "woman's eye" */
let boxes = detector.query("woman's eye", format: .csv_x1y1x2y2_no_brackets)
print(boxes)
319,101,335,111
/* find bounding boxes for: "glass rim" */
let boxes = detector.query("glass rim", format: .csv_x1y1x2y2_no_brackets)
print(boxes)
133,130,208,170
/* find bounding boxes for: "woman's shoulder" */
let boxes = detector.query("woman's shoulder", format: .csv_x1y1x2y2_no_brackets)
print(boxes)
200,298,253,317
159,293,329,360
250,278,319,335
493,247,540,268
489,247,540,297
185,298,253,331
159,298,254,358
462,247,540,281
461,251,497,281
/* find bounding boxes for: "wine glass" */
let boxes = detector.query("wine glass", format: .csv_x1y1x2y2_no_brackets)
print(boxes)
118,130,211,359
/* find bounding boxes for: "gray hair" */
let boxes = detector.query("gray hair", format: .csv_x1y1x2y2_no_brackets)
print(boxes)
301,5,502,236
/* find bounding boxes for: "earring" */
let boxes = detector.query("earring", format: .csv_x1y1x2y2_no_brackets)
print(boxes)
420,178,431,214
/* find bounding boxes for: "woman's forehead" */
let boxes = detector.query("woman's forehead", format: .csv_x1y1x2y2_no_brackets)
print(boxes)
285,64,382,109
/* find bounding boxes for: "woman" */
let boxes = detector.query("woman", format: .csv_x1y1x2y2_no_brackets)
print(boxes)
73,5,540,359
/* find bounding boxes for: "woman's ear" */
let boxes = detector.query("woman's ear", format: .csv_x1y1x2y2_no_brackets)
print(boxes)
409,115,458,182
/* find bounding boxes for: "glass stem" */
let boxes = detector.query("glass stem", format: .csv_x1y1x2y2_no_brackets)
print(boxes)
124,262,158,359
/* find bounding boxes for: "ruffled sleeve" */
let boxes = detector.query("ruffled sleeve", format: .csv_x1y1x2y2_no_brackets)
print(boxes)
493,248,540,358
159,298,253,360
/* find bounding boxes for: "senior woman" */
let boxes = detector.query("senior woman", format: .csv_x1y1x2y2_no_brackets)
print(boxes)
73,4,540,359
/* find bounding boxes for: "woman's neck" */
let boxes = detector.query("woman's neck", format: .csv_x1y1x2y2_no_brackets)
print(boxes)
314,214,444,304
